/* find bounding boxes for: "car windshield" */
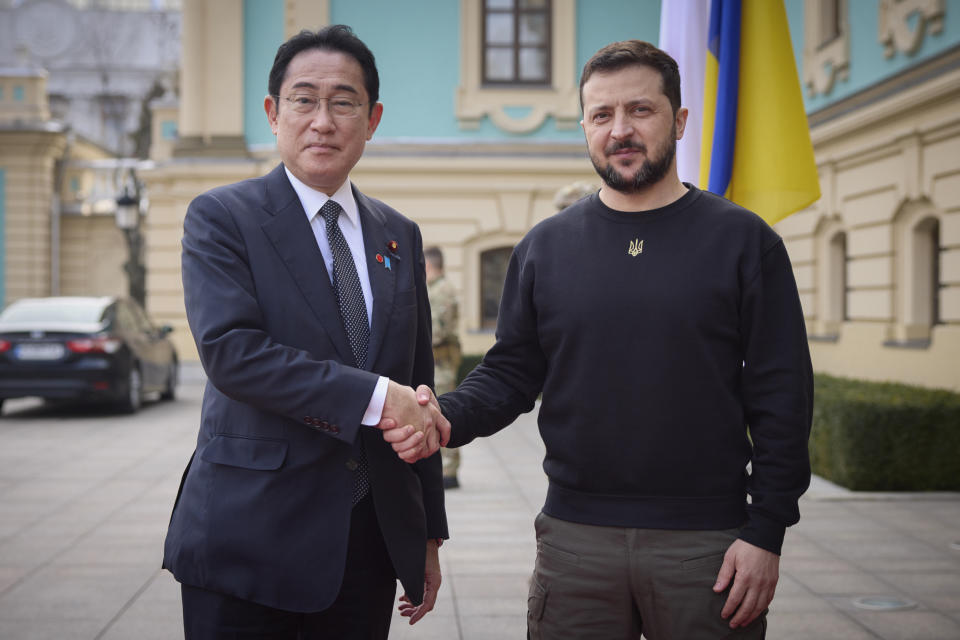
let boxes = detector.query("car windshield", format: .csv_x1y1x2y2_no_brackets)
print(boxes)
0,299,107,324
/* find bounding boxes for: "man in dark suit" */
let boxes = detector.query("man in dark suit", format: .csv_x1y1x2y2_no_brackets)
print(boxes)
163,25,448,639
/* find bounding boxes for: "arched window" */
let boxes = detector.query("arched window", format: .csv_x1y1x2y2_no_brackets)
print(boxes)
480,247,513,329
911,217,941,328
814,218,846,338
893,209,942,346
828,230,848,324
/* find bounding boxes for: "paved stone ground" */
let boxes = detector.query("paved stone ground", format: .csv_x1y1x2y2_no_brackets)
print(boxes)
0,370,958,639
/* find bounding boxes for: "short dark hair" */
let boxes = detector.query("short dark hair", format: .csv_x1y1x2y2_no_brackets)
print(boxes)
579,40,681,115
268,25,379,115
423,246,444,271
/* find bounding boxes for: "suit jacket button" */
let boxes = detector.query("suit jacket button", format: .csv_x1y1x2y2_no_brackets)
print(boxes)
346,458,358,471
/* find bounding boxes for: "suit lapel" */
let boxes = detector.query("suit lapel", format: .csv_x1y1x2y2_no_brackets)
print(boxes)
259,165,355,365
355,187,395,370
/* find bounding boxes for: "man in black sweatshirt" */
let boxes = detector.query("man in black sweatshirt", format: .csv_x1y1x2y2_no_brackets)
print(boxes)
382,40,813,640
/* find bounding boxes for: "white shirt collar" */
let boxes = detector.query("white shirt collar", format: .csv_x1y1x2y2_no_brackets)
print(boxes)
284,167,360,230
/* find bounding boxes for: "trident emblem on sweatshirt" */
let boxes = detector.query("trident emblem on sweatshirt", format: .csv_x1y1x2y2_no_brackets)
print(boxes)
628,238,644,256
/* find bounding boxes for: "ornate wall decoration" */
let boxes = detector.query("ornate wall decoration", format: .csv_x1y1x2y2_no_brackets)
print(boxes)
878,0,945,58
803,0,850,97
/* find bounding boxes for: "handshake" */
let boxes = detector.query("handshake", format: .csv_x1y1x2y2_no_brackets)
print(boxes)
375,381,450,462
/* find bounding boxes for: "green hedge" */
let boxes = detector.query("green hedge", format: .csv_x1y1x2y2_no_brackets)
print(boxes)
811,374,960,491
456,354,484,386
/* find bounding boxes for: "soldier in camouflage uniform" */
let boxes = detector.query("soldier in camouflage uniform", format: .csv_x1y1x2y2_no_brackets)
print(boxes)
424,246,462,488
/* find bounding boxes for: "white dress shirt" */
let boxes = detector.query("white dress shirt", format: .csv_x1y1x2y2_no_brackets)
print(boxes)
285,167,388,426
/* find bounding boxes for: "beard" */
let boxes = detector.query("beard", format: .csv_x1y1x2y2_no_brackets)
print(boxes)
590,124,677,194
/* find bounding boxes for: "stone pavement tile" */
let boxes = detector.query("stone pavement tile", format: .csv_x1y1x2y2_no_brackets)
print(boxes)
444,543,535,564
829,538,945,562
388,612,460,640
0,563,154,622
454,595,528,617
28,481,160,537
781,555,860,574
847,609,960,640
0,477,101,503
770,592,837,613
0,531,73,568
857,557,960,573
99,571,183,640
780,534,824,557
875,571,960,596
788,569,894,596
96,508,173,537
0,501,51,537
908,528,960,553
54,532,163,566
766,611,876,639
0,616,104,640
913,593,960,614
771,576,837,613
458,614,527,639
0,565,29,593
448,559,536,576
450,573,530,600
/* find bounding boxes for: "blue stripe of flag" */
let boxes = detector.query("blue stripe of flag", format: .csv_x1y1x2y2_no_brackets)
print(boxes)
708,0,741,196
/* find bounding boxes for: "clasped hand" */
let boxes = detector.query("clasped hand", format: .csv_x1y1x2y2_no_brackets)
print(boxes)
375,382,450,462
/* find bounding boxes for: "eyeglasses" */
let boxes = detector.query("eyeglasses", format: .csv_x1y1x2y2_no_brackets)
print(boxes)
277,94,365,118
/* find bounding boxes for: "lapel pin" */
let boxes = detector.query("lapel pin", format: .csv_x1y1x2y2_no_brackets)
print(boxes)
376,253,391,270
385,240,401,262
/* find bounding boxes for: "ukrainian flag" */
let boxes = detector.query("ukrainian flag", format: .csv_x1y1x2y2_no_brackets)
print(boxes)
697,0,820,226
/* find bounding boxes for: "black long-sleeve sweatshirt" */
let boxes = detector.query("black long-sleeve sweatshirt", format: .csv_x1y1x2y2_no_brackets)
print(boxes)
439,186,813,555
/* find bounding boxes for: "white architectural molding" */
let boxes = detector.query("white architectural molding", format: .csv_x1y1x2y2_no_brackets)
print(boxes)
456,0,579,133
803,0,850,97
878,0,945,58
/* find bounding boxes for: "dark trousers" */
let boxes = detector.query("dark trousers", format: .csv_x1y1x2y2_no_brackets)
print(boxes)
181,494,397,640
527,512,767,640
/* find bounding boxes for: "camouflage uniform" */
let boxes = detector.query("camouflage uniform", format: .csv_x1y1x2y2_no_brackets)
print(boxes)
428,274,462,480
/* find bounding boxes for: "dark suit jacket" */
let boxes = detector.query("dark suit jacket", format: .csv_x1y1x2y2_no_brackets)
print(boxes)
163,163,447,613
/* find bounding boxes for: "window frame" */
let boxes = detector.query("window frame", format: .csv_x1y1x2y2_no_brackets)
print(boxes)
456,0,579,133
481,0,553,87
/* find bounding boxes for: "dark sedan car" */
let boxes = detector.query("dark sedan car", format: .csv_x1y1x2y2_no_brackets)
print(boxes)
0,296,178,413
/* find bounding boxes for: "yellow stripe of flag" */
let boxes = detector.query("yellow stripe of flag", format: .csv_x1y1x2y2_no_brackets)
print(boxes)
729,0,820,225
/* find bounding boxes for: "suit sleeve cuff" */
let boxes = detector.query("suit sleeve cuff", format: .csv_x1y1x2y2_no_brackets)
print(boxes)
360,376,389,426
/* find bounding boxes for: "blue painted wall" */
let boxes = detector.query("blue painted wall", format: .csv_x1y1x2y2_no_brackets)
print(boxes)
786,0,960,114
244,0,285,150
240,0,659,146
332,0,464,140
0,169,5,308
239,0,959,146
576,0,660,81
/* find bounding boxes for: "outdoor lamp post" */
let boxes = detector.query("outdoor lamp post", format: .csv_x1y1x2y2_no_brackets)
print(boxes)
115,186,146,308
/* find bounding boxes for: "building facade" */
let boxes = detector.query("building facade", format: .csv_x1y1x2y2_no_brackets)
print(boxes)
0,0,181,308
4,0,958,392
783,0,960,390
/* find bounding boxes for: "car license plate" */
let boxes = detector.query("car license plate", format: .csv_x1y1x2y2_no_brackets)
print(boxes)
15,343,66,361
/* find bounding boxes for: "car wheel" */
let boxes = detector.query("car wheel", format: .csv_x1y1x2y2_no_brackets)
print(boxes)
160,360,178,401
119,366,143,414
